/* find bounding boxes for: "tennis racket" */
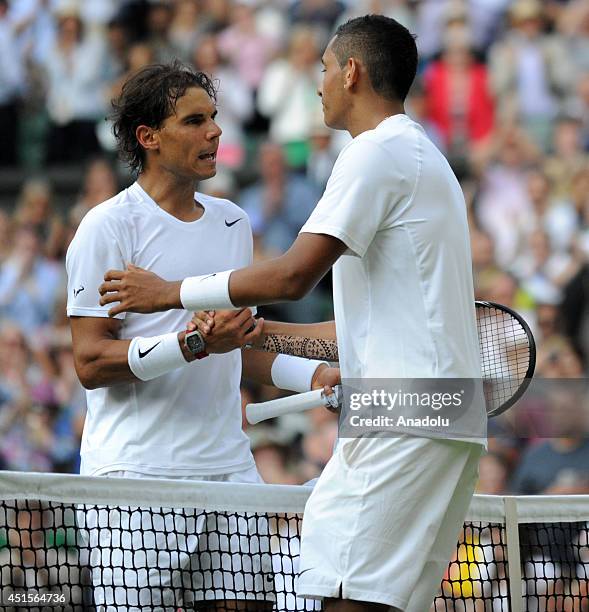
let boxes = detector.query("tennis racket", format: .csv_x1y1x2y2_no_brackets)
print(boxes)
246,301,536,424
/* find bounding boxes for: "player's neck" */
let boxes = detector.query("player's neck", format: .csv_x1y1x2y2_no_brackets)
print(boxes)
346,99,405,138
137,173,204,222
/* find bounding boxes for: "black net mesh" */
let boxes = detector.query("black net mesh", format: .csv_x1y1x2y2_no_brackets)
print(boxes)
0,500,588,611
520,521,589,612
435,522,509,611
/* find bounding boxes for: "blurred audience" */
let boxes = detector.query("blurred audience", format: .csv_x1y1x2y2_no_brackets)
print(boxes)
0,0,588,503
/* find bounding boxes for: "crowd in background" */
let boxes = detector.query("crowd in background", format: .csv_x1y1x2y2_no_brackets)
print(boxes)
1,0,589,499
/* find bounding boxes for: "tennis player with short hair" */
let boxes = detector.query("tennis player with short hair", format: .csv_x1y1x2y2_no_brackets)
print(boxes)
67,62,337,611
99,16,487,612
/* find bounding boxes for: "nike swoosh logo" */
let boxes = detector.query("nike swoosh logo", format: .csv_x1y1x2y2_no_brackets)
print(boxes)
138,341,161,358
200,273,216,282
74,286,85,297
298,568,314,577
225,218,242,227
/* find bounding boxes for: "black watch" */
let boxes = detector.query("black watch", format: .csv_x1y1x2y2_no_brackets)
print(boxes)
184,330,209,359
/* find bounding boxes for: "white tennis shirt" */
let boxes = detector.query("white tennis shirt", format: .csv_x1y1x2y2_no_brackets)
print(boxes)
301,114,486,444
66,182,256,475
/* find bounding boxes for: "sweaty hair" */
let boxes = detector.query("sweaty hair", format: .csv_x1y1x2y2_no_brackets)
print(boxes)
332,15,418,103
111,61,217,174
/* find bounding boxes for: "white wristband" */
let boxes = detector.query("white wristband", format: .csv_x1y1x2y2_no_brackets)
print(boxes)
128,333,187,382
271,354,328,393
180,269,234,311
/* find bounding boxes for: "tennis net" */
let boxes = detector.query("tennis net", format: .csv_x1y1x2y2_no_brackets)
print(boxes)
0,471,587,611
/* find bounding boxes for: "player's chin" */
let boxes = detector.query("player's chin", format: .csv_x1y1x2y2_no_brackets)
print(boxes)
195,162,217,179
322,108,339,130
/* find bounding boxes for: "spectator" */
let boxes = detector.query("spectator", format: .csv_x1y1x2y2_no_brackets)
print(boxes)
42,4,108,164
0,0,24,166
510,389,589,494
543,115,589,201
305,113,340,190
0,210,13,263
13,178,65,260
337,0,415,32
288,0,346,35
488,0,572,150
168,0,205,61
0,226,64,332
257,26,323,168
423,21,495,172
476,452,510,495
69,157,119,230
567,73,589,151
217,0,279,95
144,1,177,63
239,141,320,255
475,127,539,268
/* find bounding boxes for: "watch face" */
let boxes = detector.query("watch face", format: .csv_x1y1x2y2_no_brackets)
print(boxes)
186,331,205,354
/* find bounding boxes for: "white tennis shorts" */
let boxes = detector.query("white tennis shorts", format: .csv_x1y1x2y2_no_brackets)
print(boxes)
296,435,482,611
79,466,274,612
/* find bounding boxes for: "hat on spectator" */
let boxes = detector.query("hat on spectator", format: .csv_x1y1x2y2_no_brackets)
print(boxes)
53,0,81,18
510,0,542,22
444,1,468,24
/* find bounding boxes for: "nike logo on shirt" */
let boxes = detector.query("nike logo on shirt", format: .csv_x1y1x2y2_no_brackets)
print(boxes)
225,218,242,227
74,286,85,297
138,342,161,358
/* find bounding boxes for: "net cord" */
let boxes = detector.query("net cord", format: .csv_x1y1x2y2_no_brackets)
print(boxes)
1,472,589,523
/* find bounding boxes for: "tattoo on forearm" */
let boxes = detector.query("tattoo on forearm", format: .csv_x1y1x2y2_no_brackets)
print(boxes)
262,334,339,361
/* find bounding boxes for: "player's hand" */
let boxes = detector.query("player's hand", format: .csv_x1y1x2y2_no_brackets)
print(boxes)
186,308,263,354
188,310,217,335
311,365,341,413
98,264,181,316
187,310,266,350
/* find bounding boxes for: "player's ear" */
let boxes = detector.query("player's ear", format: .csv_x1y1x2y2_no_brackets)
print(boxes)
344,57,361,90
136,125,159,152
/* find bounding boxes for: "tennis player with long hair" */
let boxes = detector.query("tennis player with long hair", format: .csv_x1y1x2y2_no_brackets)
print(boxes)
99,16,487,612
66,62,338,611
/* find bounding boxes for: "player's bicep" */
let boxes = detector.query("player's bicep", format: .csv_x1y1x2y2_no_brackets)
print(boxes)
70,315,122,363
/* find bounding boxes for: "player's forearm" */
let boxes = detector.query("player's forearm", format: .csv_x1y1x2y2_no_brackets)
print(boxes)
242,349,330,392
99,234,346,316
154,257,315,312
263,320,336,340
241,350,278,386
73,332,193,390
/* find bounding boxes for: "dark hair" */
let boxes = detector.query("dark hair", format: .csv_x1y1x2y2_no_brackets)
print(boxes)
111,61,217,174
332,15,418,103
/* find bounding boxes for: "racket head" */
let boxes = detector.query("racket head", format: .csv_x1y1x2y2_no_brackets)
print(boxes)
475,300,536,417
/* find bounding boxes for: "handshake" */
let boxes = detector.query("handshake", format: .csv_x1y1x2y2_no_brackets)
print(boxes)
184,308,262,355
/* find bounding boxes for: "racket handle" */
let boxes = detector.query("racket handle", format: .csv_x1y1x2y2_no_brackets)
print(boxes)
246,389,325,425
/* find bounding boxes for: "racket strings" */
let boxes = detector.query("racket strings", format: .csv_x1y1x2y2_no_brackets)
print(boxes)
477,306,531,413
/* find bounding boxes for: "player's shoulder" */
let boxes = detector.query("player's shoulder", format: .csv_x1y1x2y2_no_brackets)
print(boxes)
344,115,431,173
195,192,251,228
77,187,137,231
